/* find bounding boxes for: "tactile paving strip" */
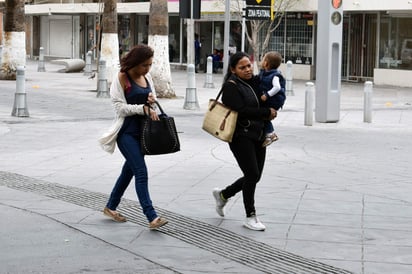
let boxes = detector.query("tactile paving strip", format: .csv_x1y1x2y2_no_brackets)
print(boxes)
0,171,352,274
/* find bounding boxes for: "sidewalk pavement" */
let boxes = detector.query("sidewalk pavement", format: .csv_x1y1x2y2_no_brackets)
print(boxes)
0,59,412,274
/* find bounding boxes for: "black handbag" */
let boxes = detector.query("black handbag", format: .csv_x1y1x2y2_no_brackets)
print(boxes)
140,101,180,155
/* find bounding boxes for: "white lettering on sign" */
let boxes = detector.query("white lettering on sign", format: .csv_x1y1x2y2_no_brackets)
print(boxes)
247,9,270,18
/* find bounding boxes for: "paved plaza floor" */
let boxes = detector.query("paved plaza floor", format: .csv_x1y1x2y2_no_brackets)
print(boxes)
0,59,411,273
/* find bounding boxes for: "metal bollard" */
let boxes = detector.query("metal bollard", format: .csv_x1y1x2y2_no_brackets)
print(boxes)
37,47,46,72
363,81,373,123
11,66,30,117
204,56,215,88
286,60,294,96
183,64,200,110
84,51,92,76
304,82,314,126
96,59,109,98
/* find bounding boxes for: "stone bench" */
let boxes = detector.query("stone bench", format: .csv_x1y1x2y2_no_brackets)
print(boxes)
50,59,86,73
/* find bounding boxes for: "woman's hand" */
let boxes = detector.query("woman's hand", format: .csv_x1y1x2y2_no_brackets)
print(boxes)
143,105,159,120
146,93,159,120
269,108,277,120
149,108,159,121
147,92,156,104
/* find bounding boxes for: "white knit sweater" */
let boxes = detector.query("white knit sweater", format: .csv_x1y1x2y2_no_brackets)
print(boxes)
98,73,156,153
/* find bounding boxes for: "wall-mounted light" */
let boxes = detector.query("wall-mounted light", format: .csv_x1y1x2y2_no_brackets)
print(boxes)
48,8,52,16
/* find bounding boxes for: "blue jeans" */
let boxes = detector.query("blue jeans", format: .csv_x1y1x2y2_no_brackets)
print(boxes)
106,133,158,222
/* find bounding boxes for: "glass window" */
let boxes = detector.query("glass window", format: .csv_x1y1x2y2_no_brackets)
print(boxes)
268,12,314,65
133,15,182,63
379,14,412,70
136,15,149,45
285,13,314,65
86,15,98,60
169,16,181,62
119,15,131,58
268,18,285,59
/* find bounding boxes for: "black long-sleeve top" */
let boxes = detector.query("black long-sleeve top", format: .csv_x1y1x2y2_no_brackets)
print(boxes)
221,75,272,141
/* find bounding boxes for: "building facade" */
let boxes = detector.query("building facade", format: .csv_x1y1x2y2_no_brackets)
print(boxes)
7,0,412,87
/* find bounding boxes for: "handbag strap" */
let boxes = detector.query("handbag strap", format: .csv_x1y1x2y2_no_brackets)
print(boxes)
215,79,236,101
214,88,224,101
211,80,236,110
153,101,166,115
143,100,167,117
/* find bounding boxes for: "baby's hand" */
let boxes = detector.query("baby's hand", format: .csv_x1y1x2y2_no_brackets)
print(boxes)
269,108,277,120
260,94,267,102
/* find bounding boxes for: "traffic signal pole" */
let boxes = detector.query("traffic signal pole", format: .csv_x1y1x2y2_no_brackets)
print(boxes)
315,0,343,122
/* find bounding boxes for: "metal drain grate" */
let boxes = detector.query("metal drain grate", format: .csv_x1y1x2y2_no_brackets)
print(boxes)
0,171,352,274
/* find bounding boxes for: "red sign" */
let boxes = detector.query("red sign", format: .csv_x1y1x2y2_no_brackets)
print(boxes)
332,0,342,9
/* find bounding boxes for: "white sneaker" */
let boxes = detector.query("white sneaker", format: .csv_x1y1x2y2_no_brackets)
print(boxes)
244,216,266,231
212,188,227,217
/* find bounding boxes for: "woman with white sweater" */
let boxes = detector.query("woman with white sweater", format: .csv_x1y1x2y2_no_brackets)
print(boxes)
99,44,168,230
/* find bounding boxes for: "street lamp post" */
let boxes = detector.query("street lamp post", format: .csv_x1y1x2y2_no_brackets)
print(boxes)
184,0,199,110
222,0,231,75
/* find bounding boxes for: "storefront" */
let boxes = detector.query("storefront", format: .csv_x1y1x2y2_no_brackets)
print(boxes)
22,1,412,87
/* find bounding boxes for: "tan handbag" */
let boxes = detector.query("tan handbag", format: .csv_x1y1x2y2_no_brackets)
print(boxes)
202,88,238,142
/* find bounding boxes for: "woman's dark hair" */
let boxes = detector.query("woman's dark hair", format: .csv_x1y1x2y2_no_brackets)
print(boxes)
223,51,250,82
120,44,154,72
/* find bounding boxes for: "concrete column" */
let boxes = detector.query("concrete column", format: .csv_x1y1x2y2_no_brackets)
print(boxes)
11,66,30,117
304,82,315,126
37,47,46,72
285,60,294,96
363,81,373,123
183,64,199,110
84,51,92,76
204,56,215,88
96,59,109,98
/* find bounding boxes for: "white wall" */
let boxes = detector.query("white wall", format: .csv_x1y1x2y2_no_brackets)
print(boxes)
280,63,314,80
293,0,412,12
342,0,412,11
374,69,412,87
40,15,77,58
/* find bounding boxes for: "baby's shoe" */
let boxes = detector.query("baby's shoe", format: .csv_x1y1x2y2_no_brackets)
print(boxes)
262,132,279,147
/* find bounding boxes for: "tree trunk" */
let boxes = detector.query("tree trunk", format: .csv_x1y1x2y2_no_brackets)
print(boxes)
148,0,175,98
100,0,119,85
246,20,262,74
0,0,26,80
